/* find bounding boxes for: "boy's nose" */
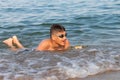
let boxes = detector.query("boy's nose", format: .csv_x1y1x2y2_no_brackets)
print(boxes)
63,36,67,40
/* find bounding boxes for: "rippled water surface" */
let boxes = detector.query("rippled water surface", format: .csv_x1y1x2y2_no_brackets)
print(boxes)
0,0,120,80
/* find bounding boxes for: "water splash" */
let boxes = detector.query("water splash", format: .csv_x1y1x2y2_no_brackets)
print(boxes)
0,45,120,80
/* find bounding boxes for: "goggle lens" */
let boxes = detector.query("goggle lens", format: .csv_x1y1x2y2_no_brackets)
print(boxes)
58,33,67,38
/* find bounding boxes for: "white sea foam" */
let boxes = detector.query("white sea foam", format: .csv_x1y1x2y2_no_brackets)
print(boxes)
0,45,120,79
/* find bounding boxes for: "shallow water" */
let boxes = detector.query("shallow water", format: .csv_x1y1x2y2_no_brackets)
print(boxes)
0,45,120,80
0,0,120,80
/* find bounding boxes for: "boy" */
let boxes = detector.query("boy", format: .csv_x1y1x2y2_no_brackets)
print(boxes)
3,24,70,51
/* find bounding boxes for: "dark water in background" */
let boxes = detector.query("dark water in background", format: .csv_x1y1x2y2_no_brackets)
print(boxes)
0,0,120,80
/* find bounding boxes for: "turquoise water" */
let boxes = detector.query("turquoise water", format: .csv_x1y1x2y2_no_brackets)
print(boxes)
0,0,120,48
0,0,120,79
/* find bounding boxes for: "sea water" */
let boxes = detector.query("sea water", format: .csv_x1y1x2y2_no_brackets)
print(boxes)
0,0,120,80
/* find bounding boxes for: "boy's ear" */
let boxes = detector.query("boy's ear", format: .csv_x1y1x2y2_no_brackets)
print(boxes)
52,35,56,40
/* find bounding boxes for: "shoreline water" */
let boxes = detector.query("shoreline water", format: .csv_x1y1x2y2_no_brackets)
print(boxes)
68,71,120,80
0,0,120,80
0,45,120,80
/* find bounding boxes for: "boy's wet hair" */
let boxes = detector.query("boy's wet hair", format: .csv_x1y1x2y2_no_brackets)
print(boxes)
50,24,66,38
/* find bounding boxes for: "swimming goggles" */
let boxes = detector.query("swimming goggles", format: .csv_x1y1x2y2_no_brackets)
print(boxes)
56,33,67,38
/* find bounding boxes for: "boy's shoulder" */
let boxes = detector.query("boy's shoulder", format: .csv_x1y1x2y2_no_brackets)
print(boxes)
41,39,51,44
42,38,51,42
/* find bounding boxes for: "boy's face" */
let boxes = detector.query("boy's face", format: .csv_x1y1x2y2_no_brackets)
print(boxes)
52,31,67,46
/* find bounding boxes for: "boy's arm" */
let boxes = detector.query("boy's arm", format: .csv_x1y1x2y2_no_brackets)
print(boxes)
36,40,49,51
65,39,70,49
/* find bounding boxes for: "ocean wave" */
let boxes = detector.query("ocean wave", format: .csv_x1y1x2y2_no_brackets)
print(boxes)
0,45,120,79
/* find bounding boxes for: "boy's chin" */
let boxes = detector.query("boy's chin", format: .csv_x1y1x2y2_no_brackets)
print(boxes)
60,43,65,46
